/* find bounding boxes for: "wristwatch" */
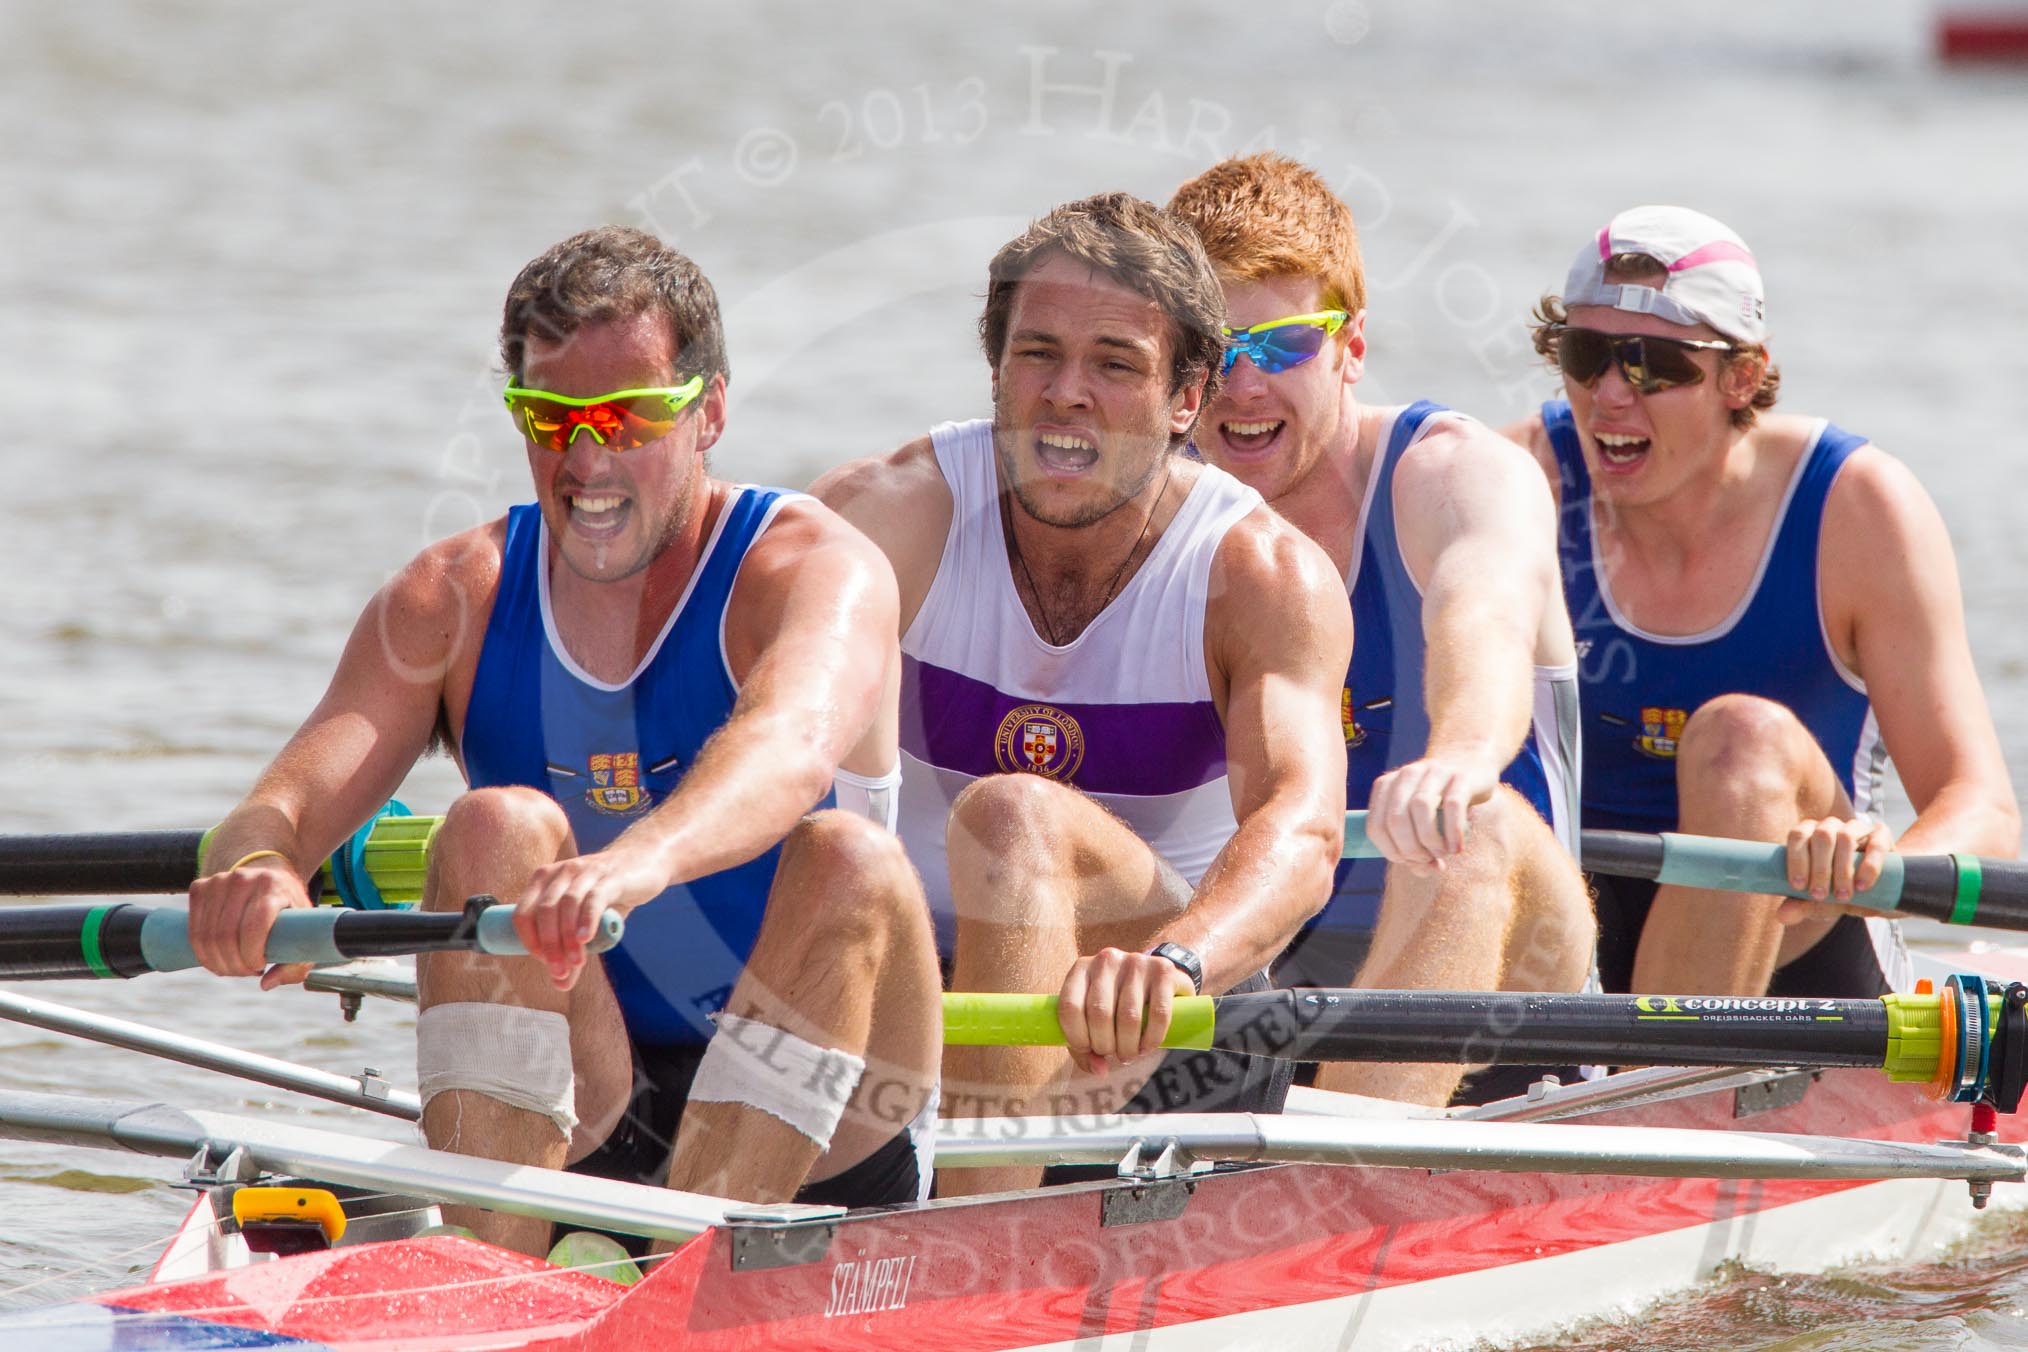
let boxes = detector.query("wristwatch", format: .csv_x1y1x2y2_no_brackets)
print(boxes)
1147,941,1204,995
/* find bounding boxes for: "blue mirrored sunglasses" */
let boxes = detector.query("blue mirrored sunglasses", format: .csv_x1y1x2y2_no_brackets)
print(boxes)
1220,310,1349,376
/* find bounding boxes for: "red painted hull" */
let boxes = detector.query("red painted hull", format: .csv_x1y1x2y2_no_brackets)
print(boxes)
57,1067,2006,1351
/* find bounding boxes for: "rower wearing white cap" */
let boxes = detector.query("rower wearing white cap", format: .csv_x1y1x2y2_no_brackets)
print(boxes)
1506,205,2019,997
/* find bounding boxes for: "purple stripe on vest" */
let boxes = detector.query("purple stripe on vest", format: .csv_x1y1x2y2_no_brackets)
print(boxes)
901,655,1227,796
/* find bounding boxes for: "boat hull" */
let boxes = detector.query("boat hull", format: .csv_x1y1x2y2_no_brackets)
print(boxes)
7,1067,2010,1351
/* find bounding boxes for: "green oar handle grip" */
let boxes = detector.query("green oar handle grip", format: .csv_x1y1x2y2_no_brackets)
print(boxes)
942,993,1216,1048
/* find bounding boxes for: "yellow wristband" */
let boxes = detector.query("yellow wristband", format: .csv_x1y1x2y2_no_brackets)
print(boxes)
228,849,292,873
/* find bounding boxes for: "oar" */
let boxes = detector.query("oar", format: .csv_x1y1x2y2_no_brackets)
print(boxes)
1341,812,2028,930
0,805,435,907
0,899,621,981
933,1112,2026,1185
943,975,2028,1111
9,810,2025,928
0,989,422,1120
0,1090,731,1244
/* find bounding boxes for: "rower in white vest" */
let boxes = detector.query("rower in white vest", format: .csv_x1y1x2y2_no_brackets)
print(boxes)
817,192,1352,1196
892,412,1257,952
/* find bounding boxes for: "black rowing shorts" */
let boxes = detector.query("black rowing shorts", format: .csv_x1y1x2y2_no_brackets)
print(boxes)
1590,871,1892,998
566,1039,924,1233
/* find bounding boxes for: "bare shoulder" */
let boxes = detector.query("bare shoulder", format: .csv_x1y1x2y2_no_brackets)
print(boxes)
1821,436,1953,572
373,519,507,649
742,492,895,591
1810,429,1973,682
809,435,953,620
1211,500,1346,620
1498,410,1550,452
309,518,507,752
1397,412,1555,516
809,435,951,529
1497,410,1560,491
1825,437,1934,516
1408,411,1543,477
1204,502,1351,713
724,491,899,675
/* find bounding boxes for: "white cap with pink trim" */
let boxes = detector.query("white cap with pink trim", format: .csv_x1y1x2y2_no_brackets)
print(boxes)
1561,205,1766,345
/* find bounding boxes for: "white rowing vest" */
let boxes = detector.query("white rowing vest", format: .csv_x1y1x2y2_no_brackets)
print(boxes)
898,418,1264,953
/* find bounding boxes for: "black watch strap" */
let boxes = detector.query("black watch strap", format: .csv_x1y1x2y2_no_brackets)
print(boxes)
1147,941,1204,995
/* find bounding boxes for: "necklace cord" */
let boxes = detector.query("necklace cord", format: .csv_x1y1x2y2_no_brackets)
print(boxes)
1007,454,1174,646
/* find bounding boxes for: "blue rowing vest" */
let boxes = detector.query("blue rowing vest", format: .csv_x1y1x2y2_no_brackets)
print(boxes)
1543,400,1883,833
461,488,828,1048
1319,401,1580,935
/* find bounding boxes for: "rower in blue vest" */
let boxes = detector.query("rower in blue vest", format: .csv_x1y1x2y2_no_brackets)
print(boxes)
1505,205,2019,997
1169,155,1597,1109
186,226,940,1257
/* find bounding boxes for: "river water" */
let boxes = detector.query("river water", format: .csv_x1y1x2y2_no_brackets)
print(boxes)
3,2,2027,1344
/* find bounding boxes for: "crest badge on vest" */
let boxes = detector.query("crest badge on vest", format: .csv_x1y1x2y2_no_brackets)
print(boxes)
1341,687,1367,748
994,704,1085,780
586,751,652,814
1637,706,1689,759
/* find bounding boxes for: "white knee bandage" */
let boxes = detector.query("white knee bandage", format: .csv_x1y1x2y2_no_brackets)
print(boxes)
416,1003,577,1138
690,1014,865,1149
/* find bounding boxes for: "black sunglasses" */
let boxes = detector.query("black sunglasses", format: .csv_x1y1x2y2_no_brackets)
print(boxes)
1549,326,1736,395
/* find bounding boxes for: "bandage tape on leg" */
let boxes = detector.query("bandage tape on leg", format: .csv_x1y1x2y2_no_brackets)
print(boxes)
690,1014,866,1149
416,1003,577,1138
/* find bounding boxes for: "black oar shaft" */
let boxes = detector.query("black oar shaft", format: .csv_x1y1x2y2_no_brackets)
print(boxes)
0,904,485,980
300,910,486,961
0,901,620,979
1204,989,1891,1069
1873,855,2028,929
0,832,207,896
0,906,154,980
1575,831,1666,882
0,809,431,908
